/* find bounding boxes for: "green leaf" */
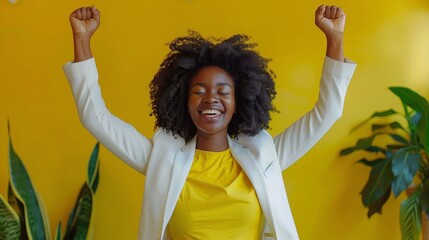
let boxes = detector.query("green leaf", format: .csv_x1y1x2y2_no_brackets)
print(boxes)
356,135,377,150
372,109,399,117
389,134,409,145
65,143,100,237
90,167,99,195
372,121,406,132
0,195,20,240
36,192,51,239
87,143,100,193
386,144,406,150
9,138,50,240
55,222,61,240
367,187,391,218
391,149,422,197
352,109,398,132
357,158,385,167
390,87,429,152
361,158,394,207
65,204,75,237
400,185,422,240
411,112,422,126
63,183,93,240
340,142,386,156
365,146,386,154
340,147,354,156
422,180,429,217
7,182,28,240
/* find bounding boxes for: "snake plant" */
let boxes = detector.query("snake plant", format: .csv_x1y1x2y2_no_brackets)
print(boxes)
0,126,100,240
341,87,429,240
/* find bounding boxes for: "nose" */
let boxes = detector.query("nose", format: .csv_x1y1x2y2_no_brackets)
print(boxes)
203,91,219,103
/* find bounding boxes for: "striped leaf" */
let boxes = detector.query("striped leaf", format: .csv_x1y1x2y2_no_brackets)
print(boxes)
55,222,61,240
63,183,93,240
36,192,51,239
0,195,20,240
9,138,50,240
400,186,422,240
64,144,99,240
7,182,28,239
87,143,100,193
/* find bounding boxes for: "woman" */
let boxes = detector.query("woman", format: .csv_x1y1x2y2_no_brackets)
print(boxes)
63,4,356,240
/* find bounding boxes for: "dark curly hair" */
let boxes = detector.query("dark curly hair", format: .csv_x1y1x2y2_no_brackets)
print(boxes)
149,31,277,142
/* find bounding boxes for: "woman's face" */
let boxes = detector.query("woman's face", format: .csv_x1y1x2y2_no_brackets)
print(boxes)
188,66,236,137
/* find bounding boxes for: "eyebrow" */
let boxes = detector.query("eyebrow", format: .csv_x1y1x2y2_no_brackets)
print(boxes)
190,82,233,88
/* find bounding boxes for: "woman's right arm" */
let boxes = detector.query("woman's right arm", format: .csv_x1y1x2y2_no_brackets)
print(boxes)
64,7,152,174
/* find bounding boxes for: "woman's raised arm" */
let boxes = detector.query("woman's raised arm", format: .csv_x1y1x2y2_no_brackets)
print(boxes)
64,7,153,174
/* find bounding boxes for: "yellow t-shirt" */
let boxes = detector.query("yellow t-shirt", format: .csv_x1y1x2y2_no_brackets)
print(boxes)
167,148,263,240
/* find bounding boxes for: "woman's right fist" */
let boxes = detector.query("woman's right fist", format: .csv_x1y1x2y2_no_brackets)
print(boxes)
69,6,100,38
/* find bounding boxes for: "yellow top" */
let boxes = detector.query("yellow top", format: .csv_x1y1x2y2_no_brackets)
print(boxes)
167,148,263,240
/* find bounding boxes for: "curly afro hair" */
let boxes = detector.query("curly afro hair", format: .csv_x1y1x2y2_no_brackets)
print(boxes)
149,31,277,142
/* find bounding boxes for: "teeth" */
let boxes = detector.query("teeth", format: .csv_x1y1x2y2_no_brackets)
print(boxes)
201,109,221,115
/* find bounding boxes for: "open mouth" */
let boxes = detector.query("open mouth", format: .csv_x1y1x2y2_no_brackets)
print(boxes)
198,109,224,119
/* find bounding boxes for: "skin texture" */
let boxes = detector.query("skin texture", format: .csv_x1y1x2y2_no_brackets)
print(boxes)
68,4,347,151
187,66,236,151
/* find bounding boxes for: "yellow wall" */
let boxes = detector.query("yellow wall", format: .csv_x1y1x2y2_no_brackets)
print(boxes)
1,0,429,239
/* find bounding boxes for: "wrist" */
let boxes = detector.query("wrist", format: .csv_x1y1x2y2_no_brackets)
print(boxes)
325,31,344,44
73,33,92,42
325,32,344,62
73,35,93,62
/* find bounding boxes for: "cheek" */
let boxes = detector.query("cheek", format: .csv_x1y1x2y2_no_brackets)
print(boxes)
224,97,236,114
187,96,198,112
230,94,236,109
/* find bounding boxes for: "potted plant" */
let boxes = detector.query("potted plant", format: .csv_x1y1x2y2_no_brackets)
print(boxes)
340,87,429,240
0,125,100,240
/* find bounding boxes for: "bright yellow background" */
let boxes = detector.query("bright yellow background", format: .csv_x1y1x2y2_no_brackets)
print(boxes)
1,0,429,239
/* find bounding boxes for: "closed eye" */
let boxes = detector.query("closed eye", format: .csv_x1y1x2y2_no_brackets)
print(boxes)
191,86,206,95
218,86,232,95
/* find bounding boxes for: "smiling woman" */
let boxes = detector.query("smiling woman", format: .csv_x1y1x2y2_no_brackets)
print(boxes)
187,66,236,151
62,5,356,240
149,32,277,144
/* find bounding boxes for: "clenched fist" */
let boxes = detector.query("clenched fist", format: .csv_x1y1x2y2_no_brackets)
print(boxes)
315,5,346,37
315,5,346,61
69,6,100,39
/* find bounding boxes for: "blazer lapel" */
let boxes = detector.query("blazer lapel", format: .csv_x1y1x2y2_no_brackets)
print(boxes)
161,135,197,237
228,136,277,237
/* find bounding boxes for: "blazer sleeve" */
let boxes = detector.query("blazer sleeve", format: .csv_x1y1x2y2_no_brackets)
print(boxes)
63,58,152,174
273,56,356,170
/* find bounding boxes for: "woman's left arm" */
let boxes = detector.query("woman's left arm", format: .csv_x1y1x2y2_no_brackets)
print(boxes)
273,5,356,170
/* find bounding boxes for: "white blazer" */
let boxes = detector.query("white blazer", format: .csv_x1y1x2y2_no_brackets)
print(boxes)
63,57,356,240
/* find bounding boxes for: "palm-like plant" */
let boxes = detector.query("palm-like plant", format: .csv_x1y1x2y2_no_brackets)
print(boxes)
341,87,429,240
